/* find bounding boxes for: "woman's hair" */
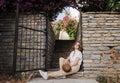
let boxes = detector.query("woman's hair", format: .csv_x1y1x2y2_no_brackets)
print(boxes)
72,41,83,52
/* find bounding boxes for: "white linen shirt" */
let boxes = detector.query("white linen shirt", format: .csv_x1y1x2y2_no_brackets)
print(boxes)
69,50,82,65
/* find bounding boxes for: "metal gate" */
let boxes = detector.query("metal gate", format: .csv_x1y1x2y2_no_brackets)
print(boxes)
13,4,48,73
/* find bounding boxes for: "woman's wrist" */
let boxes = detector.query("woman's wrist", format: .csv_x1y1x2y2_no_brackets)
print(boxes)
65,59,68,64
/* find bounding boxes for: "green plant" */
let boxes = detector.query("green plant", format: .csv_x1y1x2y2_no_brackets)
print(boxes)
52,15,78,40
105,0,120,11
96,75,107,83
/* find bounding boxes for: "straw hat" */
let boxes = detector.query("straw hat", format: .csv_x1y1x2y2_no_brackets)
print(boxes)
62,63,71,72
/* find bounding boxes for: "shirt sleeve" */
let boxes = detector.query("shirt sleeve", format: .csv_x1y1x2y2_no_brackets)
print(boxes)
76,51,82,59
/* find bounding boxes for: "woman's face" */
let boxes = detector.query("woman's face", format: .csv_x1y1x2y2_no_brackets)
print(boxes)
74,42,80,49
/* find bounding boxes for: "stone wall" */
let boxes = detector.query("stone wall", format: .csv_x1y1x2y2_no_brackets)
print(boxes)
82,12,120,78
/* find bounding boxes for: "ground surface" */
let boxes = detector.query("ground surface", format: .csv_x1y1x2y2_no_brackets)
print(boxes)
27,78,98,83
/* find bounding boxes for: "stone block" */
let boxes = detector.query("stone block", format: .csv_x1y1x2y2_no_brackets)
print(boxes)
83,23,89,26
83,44,90,47
89,23,97,25
106,18,119,20
105,37,114,40
92,51,103,54
83,31,95,34
83,60,93,63
96,30,109,33
93,59,100,64
92,34,101,37
103,44,119,47
83,34,91,37
90,44,102,46
98,47,109,51
83,38,89,41
115,46,120,50
113,64,120,68
83,51,92,55
91,55,101,59
83,55,91,59
115,37,120,40
96,38,104,41
84,47,98,51
103,56,111,60
112,34,120,36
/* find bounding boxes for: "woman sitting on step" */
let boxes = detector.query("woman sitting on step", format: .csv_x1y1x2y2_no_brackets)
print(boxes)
39,41,83,80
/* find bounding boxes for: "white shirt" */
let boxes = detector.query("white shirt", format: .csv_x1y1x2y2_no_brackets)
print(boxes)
69,50,82,65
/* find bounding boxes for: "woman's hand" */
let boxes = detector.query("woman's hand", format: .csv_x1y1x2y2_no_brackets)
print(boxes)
70,57,80,67
64,59,69,64
64,56,70,64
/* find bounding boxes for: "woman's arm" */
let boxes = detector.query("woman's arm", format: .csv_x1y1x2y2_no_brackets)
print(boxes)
70,57,80,67
65,56,70,64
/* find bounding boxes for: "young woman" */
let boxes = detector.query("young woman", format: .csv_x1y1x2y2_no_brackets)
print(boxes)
39,41,83,80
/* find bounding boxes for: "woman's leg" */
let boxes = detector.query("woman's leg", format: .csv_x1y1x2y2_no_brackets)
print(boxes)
48,57,65,78
48,65,80,78
59,57,65,70
63,65,80,75
47,57,80,78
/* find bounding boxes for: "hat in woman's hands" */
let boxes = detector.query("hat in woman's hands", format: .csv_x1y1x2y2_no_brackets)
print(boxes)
62,63,71,72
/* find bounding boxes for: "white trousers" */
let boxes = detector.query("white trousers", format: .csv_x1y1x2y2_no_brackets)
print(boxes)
48,57,80,78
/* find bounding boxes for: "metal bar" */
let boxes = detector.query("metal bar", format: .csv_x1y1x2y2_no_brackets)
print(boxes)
13,3,19,75
16,68,45,72
20,15,23,71
29,15,32,70
33,14,35,69
18,25,46,33
37,15,39,69
45,15,48,71
24,18,27,70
